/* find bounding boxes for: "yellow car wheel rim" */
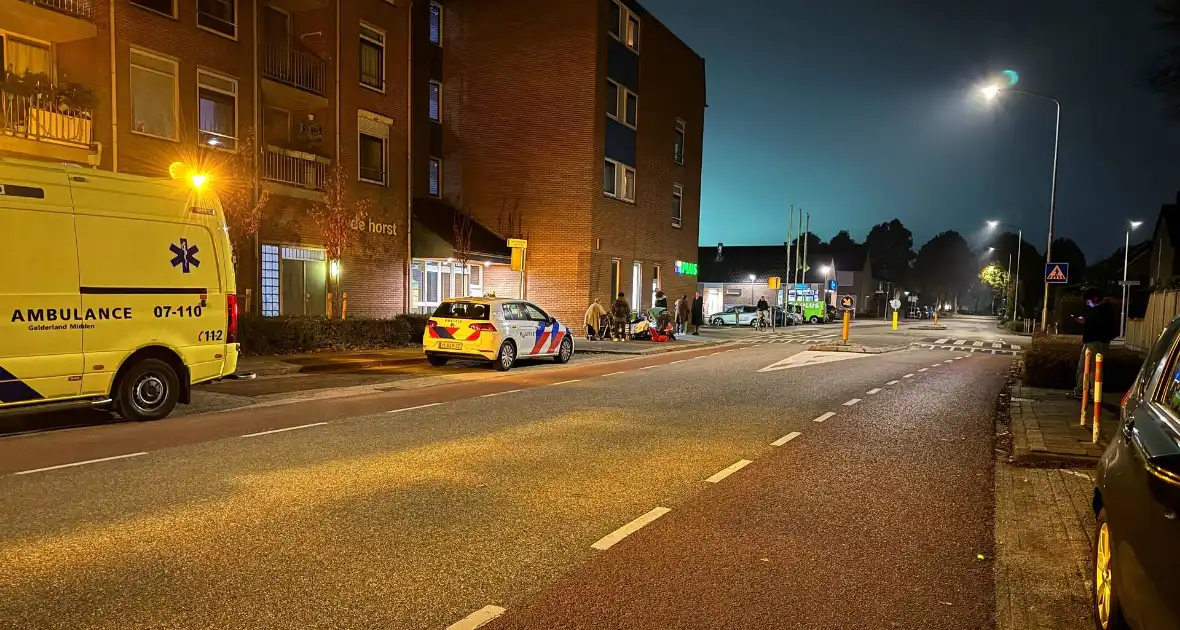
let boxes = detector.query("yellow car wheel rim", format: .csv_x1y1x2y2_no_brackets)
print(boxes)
1096,522,1112,629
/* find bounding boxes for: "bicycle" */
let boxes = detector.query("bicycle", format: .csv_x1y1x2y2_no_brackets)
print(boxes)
753,311,768,332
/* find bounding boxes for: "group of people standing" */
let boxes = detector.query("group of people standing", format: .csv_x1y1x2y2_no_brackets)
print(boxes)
584,291,705,341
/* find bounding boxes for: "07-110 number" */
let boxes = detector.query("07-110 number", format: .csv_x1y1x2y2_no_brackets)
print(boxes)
198,330,224,342
154,305,203,318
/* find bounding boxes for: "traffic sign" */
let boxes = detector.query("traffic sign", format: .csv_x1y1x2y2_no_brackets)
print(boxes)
768,276,781,289
507,238,528,249
890,298,902,310
839,295,856,311
828,279,837,291
1045,263,1069,284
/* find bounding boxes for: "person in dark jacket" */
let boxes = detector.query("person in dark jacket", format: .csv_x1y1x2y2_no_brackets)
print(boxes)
654,290,668,309
756,296,770,329
610,292,631,341
1072,288,1119,397
690,292,704,335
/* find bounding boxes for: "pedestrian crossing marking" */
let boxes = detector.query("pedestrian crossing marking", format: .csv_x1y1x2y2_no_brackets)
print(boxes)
992,342,1002,348
972,341,983,347
934,338,949,344
1011,344,1021,350
954,340,967,345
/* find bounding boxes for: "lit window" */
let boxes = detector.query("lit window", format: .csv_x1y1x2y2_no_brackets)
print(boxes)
606,79,637,129
604,159,635,203
674,119,685,165
626,14,640,49
360,22,385,91
197,0,236,38
429,80,442,122
130,49,178,140
198,70,238,150
672,184,683,228
609,1,639,52
429,157,442,197
429,2,443,45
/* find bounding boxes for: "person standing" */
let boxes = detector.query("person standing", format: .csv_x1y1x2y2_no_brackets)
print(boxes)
756,295,770,330
611,292,631,341
584,298,607,340
691,292,704,335
655,290,668,310
1072,288,1118,398
675,294,690,335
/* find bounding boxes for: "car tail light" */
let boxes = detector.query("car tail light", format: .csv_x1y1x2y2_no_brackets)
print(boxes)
466,322,496,340
226,294,239,344
427,319,439,328
1122,389,1132,410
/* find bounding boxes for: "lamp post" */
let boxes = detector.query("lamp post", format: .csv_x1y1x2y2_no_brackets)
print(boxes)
986,220,1023,321
1121,220,1144,339
981,83,1061,332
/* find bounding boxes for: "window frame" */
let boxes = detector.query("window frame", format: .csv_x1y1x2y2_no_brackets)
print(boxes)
129,47,180,142
672,183,683,229
196,0,238,40
605,79,638,129
604,158,635,203
196,68,239,151
674,118,686,165
428,157,442,198
130,0,177,19
428,79,442,123
358,132,387,186
359,21,386,93
429,1,443,46
609,0,640,52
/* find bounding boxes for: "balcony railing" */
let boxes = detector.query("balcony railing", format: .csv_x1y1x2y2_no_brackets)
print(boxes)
263,145,329,191
0,89,94,147
19,0,94,21
261,40,327,97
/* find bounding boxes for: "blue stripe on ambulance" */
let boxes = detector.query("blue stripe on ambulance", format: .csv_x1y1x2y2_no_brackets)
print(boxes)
0,366,45,403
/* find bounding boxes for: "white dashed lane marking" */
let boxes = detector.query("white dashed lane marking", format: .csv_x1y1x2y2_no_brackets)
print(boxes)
918,368,928,372
705,459,753,483
886,380,900,385
388,403,443,414
481,389,522,398
241,422,329,438
843,398,861,406
903,373,915,378
591,507,672,551
771,431,802,446
867,388,881,395
813,412,837,423
446,605,507,630
13,452,149,476
551,379,581,386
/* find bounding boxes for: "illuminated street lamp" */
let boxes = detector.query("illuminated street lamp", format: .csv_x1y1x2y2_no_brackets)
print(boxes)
986,220,1023,321
1121,220,1144,338
979,77,1061,331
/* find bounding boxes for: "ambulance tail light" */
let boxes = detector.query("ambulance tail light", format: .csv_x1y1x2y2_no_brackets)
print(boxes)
226,294,240,344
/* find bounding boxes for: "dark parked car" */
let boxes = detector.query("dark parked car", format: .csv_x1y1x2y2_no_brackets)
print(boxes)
1092,315,1180,630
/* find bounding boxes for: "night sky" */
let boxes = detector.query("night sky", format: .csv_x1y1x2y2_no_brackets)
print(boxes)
642,0,1180,261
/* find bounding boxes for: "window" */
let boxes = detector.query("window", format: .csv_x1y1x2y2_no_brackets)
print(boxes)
262,244,328,316
428,80,442,122
604,159,635,203
651,265,660,307
428,157,442,197
2,36,52,77
605,79,637,128
197,70,238,150
130,49,178,140
672,184,683,228
609,1,639,52
131,0,176,17
631,262,642,309
197,0,237,38
358,111,390,184
523,303,551,322
674,119,685,165
359,22,385,91
610,259,620,299
468,264,482,293
429,1,443,45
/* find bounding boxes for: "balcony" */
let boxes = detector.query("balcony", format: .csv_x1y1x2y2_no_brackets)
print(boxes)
3,0,98,42
0,84,99,164
261,40,329,110
262,145,331,200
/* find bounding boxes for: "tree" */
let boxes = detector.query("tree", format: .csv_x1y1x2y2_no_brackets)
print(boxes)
912,231,977,308
215,127,270,278
978,262,1011,314
453,202,474,297
1050,237,1087,283
865,219,916,284
311,164,372,318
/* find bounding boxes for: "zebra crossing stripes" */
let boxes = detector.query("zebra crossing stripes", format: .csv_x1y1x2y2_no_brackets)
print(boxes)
910,337,1022,356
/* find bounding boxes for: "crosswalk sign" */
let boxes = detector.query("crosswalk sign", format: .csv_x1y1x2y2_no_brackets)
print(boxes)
1045,263,1069,284
839,295,856,311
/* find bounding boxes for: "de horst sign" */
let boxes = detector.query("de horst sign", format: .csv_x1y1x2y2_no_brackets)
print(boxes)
349,217,398,236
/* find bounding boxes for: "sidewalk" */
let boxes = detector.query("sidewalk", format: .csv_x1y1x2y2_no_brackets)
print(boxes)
1009,382,1120,466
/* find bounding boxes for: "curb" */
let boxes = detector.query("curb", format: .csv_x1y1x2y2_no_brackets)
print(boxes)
576,342,718,356
806,344,906,354
242,356,424,377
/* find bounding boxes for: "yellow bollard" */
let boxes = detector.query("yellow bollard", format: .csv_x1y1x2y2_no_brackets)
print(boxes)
1080,348,1091,426
934,311,939,325
1093,353,1104,444
892,310,899,331
842,310,851,344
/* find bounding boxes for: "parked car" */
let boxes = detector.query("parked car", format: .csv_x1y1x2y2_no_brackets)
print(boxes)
423,298,574,371
1091,315,1180,630
708,305,787,327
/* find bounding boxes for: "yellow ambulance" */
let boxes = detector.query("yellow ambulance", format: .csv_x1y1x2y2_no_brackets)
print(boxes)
0,157,240,421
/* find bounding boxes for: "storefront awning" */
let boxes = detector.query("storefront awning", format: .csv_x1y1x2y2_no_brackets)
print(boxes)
411,199,512,264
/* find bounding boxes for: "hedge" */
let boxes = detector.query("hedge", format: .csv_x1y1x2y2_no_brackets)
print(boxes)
238,314,429,356
1023,334,1142,392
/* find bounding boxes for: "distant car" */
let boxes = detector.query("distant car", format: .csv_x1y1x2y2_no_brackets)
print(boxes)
423,298,574,371
1091,315,1180,630
709,305,787,327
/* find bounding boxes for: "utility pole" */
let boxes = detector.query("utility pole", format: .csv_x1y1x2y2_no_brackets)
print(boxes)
796,210,804,284
786,205,795,295
802,212,811,284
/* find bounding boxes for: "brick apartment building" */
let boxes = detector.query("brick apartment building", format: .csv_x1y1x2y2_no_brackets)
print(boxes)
1,0,705,325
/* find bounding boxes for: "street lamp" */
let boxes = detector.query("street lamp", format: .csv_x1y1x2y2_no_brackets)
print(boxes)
980,80,1061,332
986,220,1024,322
1121,220,1144,338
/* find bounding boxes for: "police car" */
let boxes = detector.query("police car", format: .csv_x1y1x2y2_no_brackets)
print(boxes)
424,298,574,371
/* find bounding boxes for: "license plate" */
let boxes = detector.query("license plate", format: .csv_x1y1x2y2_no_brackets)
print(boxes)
439,341,463,350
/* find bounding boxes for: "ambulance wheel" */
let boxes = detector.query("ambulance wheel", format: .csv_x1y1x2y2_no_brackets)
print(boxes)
427,354,449,366
494,341,517,371
116,358,179,422
554,337,573,364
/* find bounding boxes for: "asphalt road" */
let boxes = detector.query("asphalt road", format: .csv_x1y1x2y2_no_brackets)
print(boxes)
0,335,1011,629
